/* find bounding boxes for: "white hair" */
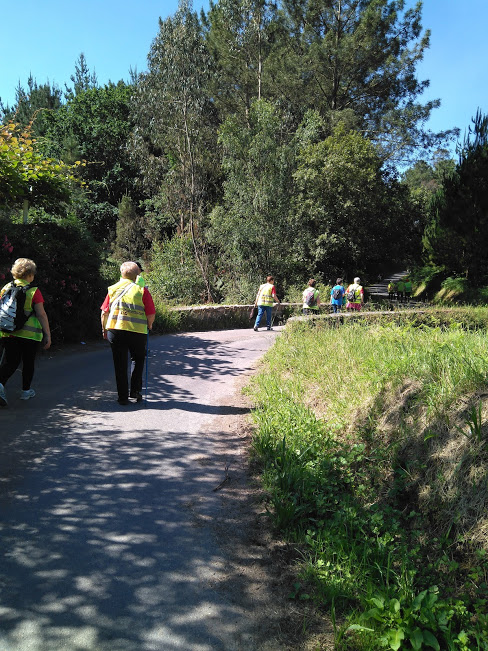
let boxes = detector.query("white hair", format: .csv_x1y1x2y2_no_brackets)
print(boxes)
354,277,360,284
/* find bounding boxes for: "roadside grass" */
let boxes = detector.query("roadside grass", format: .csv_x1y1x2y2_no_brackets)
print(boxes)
247,312,488,650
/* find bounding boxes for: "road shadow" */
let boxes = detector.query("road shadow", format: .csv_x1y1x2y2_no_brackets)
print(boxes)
0,330,287,650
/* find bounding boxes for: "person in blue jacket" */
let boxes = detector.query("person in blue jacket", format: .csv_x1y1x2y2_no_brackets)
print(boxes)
330,278,345,313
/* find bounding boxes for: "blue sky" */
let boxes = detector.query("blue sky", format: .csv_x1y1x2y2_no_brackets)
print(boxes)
1,0,487,159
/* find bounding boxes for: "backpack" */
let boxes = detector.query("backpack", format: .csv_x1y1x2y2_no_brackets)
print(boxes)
346,286,357,302
304,288,317,307
332,287,342,300
0,283,33,332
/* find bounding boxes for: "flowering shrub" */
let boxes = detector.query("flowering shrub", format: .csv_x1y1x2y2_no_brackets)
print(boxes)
0,217,104,342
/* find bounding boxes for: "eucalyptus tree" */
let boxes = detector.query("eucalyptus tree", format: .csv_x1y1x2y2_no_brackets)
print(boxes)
130,0,218,300
203,0,281,122
209,99,297,295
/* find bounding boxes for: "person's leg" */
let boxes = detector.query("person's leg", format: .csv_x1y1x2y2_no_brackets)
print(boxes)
255,306,265,329
0,338,24,405
20,339,39,390
128,333,147,398
265,306,273,328
107,330,130,403
0,337,23,386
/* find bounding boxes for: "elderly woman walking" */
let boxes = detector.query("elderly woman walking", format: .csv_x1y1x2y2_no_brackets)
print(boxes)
0,258,51,407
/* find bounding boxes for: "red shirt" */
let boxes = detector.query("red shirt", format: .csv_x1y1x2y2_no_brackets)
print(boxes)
32,288,43,304
100,287,156,316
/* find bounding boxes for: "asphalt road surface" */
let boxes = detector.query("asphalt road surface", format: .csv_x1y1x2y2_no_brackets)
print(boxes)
0,327,282,651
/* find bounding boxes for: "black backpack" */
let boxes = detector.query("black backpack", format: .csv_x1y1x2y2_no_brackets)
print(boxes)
346,286,357,302
305,288,317,307
0,283,33,332
332,287,342,300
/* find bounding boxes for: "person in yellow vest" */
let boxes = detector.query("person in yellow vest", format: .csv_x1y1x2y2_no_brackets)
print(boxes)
101,261,156,405
345,277,364,311
253,275,280,331
0,258,51,407
388,281,397,300
396,278,405,303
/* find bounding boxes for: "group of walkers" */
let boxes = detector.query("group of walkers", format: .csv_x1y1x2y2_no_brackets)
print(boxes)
251,275,365,332
0,258,387,407
387,276,412,302
300,277,364,316
0,258,155,408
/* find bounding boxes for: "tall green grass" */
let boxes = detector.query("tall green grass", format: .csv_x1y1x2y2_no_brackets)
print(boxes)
248,315,488,650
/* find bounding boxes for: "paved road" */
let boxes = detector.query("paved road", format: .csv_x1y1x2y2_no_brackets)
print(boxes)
0,328,282,651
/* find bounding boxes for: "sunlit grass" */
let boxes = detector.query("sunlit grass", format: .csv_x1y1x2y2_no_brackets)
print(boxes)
247,312,488,649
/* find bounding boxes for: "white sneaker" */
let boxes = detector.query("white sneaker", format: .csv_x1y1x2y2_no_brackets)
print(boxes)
0,382,7,407
20,389,36,401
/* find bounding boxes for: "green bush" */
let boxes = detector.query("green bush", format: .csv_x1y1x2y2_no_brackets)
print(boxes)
147,235,206,305
0,217,103,342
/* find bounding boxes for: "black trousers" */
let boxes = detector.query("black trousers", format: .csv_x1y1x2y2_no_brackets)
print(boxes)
107,329,147,401
0,337,39,390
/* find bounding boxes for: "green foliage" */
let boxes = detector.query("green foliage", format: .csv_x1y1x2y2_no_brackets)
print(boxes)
0,217,103,342
293,121,420,277
0,120,79,217
248,314,488,648
346,588,472,651
209,99,297,283
423,111,488,285
42,82,141,241
112,195,149,264
147,235,206,305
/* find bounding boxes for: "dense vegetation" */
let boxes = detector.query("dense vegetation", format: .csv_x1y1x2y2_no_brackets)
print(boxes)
248,312,488,649
2,0,476,331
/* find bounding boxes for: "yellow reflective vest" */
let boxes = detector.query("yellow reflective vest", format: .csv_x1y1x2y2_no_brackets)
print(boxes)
106,279,148,334
256,283,275,307
0,280,43,342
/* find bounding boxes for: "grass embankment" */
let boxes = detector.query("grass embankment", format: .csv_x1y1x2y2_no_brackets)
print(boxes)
248,311,488,650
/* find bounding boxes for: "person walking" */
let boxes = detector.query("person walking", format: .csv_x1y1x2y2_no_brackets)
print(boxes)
345,277,364,311
0,258,51,407
388,280,397,301
101,261,156,405
253,275,280,331
396,278,405,303
302,279,321,315
330,278,345,313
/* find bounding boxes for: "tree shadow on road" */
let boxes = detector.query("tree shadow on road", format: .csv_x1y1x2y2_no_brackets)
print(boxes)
0,330,296,650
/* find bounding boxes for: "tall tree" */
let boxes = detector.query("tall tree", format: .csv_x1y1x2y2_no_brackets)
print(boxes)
1,76,63,138
42,82,140,241
209,99,296,294
64,53,98,99
203,0,280,121
130,0,218,300
423,111,488,284
292,116,418,277
274,0,450,161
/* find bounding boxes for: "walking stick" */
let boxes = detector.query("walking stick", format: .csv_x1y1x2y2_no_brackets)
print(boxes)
145,330,149,407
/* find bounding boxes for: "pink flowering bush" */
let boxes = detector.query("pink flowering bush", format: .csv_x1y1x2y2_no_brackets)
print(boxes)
0,217,104,342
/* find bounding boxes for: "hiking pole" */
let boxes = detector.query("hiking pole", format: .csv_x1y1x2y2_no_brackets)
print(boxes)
145,330,149,407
